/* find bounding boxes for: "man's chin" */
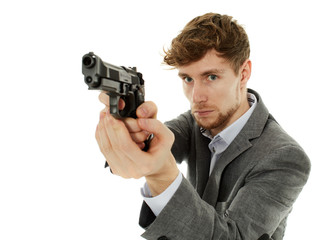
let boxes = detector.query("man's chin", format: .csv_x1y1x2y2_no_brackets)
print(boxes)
194,117,215,130
194,115,229,133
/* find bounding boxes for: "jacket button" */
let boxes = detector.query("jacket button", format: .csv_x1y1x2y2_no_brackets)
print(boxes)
158,236,169,240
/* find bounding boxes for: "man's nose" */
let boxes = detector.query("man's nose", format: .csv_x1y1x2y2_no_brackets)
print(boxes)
192,81,208,103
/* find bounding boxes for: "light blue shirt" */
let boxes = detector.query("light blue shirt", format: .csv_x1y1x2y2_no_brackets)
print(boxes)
141,93,257,216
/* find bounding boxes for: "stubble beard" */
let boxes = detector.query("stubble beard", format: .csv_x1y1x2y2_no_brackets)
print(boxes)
193,103,240,133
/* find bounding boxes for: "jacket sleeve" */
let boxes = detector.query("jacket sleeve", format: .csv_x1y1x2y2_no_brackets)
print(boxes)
164,110,194,164
139,143,311,240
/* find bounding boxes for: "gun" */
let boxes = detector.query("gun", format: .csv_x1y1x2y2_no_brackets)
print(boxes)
82,52,145,118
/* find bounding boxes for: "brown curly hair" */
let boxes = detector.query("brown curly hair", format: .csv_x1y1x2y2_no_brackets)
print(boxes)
163,13,250,74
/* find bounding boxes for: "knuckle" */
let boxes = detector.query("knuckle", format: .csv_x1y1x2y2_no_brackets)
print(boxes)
131,132,147,142
147,101,157,112
130,133,138,142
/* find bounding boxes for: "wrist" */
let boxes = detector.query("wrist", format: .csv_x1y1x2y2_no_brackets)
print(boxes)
145,153,179,197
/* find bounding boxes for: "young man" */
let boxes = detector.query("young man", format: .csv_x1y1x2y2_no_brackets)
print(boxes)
96,13,310,240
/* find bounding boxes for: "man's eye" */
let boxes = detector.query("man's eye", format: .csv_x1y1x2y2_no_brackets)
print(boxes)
184,77,193,83
208,75,218,81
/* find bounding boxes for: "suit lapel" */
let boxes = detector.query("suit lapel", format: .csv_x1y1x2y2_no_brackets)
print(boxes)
194,127,211,197
201,89,270,207
202,137,252,206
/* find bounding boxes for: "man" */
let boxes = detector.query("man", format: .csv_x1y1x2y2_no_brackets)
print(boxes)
95,13,310,239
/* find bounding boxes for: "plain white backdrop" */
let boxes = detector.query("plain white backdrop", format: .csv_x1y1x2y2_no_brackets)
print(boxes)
0,0,325,239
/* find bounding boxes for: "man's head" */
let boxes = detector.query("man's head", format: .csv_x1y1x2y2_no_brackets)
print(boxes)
164,12,250,75
164,13,252,135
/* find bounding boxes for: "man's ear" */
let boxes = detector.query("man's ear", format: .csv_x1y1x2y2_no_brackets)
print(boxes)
239,59,252,88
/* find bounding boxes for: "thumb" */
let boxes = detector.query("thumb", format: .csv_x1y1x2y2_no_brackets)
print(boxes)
137,118,174,147
136,101,158,118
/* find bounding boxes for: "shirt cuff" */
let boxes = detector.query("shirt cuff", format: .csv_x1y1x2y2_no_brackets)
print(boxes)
140,171,182,216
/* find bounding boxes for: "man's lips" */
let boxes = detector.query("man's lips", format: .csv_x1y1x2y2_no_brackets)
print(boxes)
193,109,214,117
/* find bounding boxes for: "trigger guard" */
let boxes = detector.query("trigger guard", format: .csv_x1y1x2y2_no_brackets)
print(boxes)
106,93,136,118
107,93,121,118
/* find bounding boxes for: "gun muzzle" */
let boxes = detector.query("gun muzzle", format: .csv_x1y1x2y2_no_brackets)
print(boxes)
82,53,96,69
82,52,101,87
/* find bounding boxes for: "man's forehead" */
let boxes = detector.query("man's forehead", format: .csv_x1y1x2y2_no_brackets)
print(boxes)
177,49,230,70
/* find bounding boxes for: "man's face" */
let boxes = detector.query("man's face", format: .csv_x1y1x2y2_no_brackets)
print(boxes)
178,49,250,136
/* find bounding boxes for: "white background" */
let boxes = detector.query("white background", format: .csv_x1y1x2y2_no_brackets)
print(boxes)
0,0,325,239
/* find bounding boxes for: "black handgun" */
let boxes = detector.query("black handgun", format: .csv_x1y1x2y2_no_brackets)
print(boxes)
82,52,145,118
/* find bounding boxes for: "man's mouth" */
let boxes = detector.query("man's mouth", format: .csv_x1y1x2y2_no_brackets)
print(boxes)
193,109,214,117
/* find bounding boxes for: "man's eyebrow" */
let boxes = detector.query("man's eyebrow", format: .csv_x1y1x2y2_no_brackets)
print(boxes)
178,72,189,78
200,68,225,76
178,68,225,78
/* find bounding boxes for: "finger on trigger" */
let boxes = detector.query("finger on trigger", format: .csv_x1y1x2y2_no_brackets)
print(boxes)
119,98,125,110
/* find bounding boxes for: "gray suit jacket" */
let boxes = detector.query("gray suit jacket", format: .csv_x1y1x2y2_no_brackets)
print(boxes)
139,89,310,240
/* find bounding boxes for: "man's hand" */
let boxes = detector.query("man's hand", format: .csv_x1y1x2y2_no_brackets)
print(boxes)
98,92,156,149
96,92,179,196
